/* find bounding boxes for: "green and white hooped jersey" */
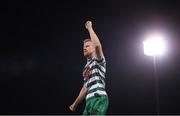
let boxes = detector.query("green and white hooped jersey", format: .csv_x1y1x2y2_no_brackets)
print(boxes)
83,56,107,101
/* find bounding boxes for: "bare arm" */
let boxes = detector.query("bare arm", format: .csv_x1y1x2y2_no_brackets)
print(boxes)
69,85,87,112
85,21,104,60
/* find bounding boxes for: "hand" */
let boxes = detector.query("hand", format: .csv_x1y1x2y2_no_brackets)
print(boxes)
85,21,92,30
69,103,76,112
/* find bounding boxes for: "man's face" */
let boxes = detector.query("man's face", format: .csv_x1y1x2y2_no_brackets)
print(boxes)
83,41,95,58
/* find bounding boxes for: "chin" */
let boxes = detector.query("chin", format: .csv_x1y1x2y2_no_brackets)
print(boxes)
84,53,90,58
84,54,88,57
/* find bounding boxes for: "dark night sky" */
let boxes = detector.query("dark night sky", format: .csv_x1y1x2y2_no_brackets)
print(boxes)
0,0,180,115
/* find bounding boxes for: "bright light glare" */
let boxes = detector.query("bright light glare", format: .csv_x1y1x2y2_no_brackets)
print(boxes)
143,34,166,56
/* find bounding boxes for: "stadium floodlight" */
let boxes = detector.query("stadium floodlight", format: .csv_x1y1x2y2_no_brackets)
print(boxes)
143,34,166,56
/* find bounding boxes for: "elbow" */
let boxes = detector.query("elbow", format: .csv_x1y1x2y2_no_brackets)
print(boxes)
94,43,101,48
95,44,102,50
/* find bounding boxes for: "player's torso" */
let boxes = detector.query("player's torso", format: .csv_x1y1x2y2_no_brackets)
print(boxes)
83,57,107,100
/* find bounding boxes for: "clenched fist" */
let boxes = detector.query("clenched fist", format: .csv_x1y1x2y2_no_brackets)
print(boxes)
85,21,92,30
69,103,76,112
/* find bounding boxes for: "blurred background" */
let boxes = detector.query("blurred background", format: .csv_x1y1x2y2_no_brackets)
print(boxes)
0,0,180,114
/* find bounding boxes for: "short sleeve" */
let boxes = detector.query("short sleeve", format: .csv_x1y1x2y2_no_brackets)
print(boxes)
96,57,106,66
83,79,88,87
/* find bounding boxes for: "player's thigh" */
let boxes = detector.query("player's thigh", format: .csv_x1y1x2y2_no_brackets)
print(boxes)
93,96,109,115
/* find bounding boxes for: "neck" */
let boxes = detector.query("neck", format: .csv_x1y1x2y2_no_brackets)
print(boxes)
86,53,94,61
87,56,92,60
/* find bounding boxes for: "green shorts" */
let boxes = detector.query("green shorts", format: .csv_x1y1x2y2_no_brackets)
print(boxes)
83,95,109,115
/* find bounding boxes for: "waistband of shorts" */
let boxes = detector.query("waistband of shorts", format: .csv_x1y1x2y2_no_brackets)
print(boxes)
86,94,108,102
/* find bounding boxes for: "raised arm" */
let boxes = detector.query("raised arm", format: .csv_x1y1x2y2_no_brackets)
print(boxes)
85,21,104,60
69,85,87,112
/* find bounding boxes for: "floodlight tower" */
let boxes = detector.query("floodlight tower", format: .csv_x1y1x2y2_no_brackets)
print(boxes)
143,33,166,115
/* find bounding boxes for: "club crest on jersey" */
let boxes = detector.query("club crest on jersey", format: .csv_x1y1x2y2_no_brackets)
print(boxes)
83,67,92,79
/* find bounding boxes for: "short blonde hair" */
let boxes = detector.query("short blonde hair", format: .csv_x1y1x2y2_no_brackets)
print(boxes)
83,38,92,43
